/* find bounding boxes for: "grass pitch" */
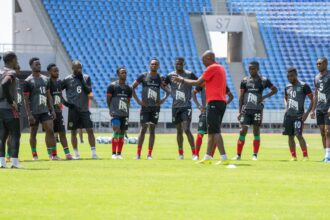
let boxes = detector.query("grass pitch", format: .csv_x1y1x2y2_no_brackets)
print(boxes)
0,133,329,219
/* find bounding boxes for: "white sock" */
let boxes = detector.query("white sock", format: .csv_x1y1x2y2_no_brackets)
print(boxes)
221,154,228,160
325,148,330,158
0,157,6,167
204,154,212,160
91,146,96,154
11,158,19,167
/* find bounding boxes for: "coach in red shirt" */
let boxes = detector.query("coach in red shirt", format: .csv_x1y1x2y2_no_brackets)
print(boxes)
172,51,229,165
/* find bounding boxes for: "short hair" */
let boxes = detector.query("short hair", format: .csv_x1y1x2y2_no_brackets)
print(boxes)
150,57,159,64
29,57,40,66
319,57,328,65
3,51,17,64
47,63,57,71
287,67,297,75
175,57,185,63
116,66,126,75
249,61,259,68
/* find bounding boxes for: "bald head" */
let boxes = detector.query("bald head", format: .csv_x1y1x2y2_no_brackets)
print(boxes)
202,50,215,67
72,60,82,75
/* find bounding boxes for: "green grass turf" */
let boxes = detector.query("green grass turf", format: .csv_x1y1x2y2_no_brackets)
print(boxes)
0,133,329,219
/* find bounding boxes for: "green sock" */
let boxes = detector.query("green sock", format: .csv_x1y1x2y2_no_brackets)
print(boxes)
239,135,246,141
254,136,260,141
31,147,37,153
64,148,70,154
47,148,52,155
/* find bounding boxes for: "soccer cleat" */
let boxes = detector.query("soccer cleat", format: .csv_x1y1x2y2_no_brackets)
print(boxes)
11,158,22,169
324,158,330,163
134,155,141,160
291,157,298,161
32,156,38,161
92,153,100,160
178,155,184,160
111,154,117,159
65,154,73,160
215,159,230,165
302,157,309,161
6,157,11,163
50,155,61,161
232,155,241,161
192,155,199,161
252,155,258,161
73,154,80,160
116,155,123,160
147,155,153,160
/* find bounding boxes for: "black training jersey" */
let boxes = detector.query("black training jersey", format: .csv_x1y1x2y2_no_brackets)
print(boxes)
240,76,274,110
314,71,330,112
107,80,132,117
285,81,312,117
0,67,19,110
61,74,91,112
49,79,64,113
195,85,230,107
23,74,50,115
165,70,197,108
136,72,162,110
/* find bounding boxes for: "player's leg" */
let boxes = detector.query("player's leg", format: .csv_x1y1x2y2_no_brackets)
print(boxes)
324,117,330,162
78,129,84,144
71,130,79,159
136,123,148,159
148,123,156,158
294,119,308,160
316,111,326,160
195,112,207,157
288,135,297,160
111,118,121,159
30,125,39,160
176,123,184,159
81,111,98,159
6,118,21,168
181,108,196,159
252,125,261,160
42,119,59,160
6,135,12,162
0,120,7,167
54,112,72,159
59,131,72,160
234,125,248,160
116,126,125,159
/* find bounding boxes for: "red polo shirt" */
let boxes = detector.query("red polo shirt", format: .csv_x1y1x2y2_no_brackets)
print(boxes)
201,62,227,103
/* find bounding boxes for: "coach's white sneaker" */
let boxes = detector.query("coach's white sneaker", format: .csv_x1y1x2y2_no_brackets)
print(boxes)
11,158,23,169
147,155,153,160
111,154,117,159
116,155,123,160
192,155,198,161
252,155,258,161
0,157,6,168
178,155,184,160
134,155,141,160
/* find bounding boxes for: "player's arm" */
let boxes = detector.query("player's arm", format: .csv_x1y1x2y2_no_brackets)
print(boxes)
81,76,92,95
238,80,246,120
1,75,17,111
172,75,204,86
22,81,35,124
192,88,202,111
311,81,318,119
226,86,234,105
131,75,146,106
106,85,113,111
284,88,288,111
261,80,278,102
159,82,170,106
46,81,56,119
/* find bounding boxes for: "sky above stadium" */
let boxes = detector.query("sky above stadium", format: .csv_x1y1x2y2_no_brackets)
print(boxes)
0,0,13,51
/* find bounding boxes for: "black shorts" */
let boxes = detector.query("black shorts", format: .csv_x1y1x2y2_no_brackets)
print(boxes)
282,114,303,136
206,101,226,134
31,112,53,127
67,109,93,130
172,107,192,124
53,112,65,133
197,111,207,134
316,110,330,126
240,109,263,126
111,116,129,131
140,110,159,125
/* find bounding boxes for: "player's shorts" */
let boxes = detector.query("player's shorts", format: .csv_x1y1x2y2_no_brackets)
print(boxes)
197,111,207,134
172,107,192,124
240,109,263,126
0,108,19,120
67,109,93,130
53,111,65,133
111,117,129,131
316,110,330,126
206,101,226,134
140,109,160,125
282,114,303,136
30,112,53,127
